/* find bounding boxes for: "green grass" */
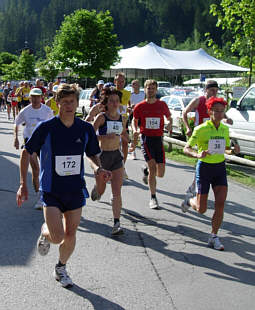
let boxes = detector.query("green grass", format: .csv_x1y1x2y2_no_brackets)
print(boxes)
164,145,255,188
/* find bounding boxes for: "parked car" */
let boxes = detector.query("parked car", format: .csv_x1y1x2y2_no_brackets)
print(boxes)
161,95,195,136
77,88,94,117
156,87,171,99
226,84,255,156
157,81,171,88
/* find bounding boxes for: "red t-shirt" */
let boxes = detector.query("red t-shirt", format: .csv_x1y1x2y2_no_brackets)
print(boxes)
133,99,171,136
195,96,209,126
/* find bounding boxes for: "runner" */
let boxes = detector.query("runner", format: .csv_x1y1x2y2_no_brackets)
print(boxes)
91,88,126,235
0,84,4,112
182,80,233,196
8,84,19,121
89,80,104,107
15,81,24,111
14,88,54,210
114,72,131,179
18,81,31,108
45,85,59,115
182,96,240,250
3,82,12,120
16,83,111,288
131,80,172,209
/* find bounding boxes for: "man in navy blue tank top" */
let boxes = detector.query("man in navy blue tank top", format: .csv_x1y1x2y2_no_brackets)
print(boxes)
16,83,111,288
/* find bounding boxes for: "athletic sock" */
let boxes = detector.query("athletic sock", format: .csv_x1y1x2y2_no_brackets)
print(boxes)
56,260,66,268
114,218,120,225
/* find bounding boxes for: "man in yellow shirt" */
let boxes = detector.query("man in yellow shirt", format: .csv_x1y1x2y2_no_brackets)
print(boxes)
46,85,59,115
16,81,30,108
114,72,131,179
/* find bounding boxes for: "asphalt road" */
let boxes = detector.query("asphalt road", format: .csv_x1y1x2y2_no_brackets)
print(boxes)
0,111,254,310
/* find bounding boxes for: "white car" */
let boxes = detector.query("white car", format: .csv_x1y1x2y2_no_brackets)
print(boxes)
161,95,195,136
227,84,255,156
77,88,94,117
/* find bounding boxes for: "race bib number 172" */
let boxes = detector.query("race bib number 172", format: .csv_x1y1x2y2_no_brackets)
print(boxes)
55,155,81,176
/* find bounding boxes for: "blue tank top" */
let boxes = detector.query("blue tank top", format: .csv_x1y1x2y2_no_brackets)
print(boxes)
98,113,123,136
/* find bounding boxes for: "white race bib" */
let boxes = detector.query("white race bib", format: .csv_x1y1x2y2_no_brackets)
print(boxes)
24,94,29,98
55,155,81,176
208,139,226,154
107,121,122,135
145,117,160,129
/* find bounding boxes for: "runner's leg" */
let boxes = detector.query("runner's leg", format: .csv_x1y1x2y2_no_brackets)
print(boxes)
211,185,227,234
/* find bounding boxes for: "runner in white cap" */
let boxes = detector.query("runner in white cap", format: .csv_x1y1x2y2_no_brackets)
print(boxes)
14,88,54,210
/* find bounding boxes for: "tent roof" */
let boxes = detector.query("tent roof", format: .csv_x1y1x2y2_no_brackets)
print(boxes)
184,77,244,86
104,42,248,78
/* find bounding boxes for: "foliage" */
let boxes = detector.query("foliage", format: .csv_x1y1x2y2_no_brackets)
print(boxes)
51,9,120,78
1,61,19,81
0,52,18,75
207,0,255,84
16,50,36,80
36,46,59,81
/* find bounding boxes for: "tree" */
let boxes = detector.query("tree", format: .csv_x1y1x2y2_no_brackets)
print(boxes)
16,50,36,80
208,0,254,85
51,9,120,78
1,61,19,81
0,52,18,75
36,46,59,81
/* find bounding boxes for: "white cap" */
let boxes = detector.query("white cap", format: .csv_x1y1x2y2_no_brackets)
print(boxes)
97,80,104,85
29,88,42,96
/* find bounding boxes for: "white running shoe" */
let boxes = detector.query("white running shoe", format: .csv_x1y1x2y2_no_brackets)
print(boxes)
111,222,124,236
91,185,101,201
208,235,224,251
37,223,50,256
54,265,73,288
34,198,43,210
186,183,196,196
149,197,159,209
181,193,192,213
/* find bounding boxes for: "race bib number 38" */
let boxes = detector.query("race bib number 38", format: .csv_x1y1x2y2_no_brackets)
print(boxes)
208,139,226,154
145,117,160,129
55,155,81,176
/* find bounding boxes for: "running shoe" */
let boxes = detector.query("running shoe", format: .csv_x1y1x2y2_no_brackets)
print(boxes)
149,197,159,209
111,222,124,236
141,165,148,185
208,235,224,251
37,223,50,256
91,185,101,201
186,183,196,196
34,198,43,210
54,265,73,288
181,193,192,213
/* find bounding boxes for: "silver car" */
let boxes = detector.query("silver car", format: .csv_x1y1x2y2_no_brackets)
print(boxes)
77,88,94,117
161,95,195,136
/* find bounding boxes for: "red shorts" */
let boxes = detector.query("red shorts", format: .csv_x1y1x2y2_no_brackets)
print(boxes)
11,101,18,107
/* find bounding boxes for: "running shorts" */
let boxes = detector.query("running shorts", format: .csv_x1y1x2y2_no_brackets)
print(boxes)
100,149,123,171
41,189,86,213
196,160,228,195
140,134,165,164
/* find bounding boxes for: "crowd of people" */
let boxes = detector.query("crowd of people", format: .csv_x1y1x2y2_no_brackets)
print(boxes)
0,73,239,288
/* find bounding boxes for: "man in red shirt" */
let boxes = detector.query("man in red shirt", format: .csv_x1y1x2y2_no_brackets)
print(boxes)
131,80,172,209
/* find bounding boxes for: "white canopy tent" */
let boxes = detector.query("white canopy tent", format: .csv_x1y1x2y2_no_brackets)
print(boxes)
183,77,244,86
103,42,248,79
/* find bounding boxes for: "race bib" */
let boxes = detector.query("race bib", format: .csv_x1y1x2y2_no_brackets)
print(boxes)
12,97,17,101
208,139,226,154
107,121,122,135
145,117,160,129
24,94,29,98
55,155,81,176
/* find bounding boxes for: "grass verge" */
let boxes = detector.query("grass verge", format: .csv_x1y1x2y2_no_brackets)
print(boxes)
164,146,255,189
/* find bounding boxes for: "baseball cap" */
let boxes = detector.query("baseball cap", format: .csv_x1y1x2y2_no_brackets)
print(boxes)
29,88,42,96
97,80,104,85
205,80,219,89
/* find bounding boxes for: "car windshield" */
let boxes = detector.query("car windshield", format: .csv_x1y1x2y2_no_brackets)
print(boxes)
183,97,194,107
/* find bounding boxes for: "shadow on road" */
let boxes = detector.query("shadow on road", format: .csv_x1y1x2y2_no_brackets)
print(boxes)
69,284,125,310
0,154,43,266
78,205,255,286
